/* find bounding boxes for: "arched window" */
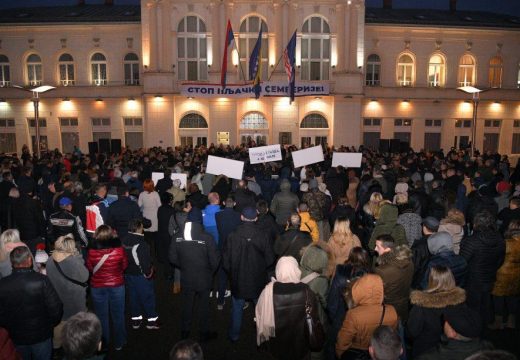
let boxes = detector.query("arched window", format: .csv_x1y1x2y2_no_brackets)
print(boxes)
489,56,503,88
301,16,330,81
239,16,268,81
179,113,208,128
240,112,268,129
366,54,381,86
178,15,207,81
458,54,476,87
300,113,328,128
124,53,139,85
428,54,445,87
397,54,414,86
26,54,42,86
91,53,107,86
0,55,10,87
58,53,75,86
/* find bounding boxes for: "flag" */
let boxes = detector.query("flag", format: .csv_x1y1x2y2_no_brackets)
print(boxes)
221,20,235,88
283,31,297,103
249,29,263,99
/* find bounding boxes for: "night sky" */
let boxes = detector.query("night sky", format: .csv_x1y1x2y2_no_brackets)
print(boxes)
0,0,519,17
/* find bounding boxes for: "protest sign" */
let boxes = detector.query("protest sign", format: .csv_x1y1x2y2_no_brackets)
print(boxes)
205,155,244,180
292,146,324,168
332,152,363,168
248,144,282,164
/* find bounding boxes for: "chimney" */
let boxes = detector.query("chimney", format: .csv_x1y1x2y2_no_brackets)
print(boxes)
105,0,114,5
449,0,457,12
383,0,392,10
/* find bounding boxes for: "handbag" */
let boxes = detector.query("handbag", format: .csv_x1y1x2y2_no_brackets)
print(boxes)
53,259,88,288
304,288,325,352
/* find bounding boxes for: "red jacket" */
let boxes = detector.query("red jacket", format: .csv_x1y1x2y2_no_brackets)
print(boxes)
87,238,128,288
0,327,21,360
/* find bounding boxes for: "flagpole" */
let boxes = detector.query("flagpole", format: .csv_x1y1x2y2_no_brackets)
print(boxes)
267,53,284,82
232,40,248,84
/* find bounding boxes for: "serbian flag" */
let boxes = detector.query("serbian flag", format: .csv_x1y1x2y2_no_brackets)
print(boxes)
221,20,235,88
249,29,263,99
283,31,297,103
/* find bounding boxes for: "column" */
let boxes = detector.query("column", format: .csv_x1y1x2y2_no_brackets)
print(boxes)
335,3,345,72
344,3,351,71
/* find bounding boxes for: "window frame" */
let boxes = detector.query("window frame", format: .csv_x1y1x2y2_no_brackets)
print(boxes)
458,54,476,87
240,112,269,130
396,53,414,87
26,53,43,86
300,16,331,81
58,53,75,86
488,55,503,88
179,113,208,129
90,53,108,86
300,113,329,129
428,53,446,87
0,55,10,87
365,54,381,86
238,15,269,81
123,53,140,85
177,15,208,82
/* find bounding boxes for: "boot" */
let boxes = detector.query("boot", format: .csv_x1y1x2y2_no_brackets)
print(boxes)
173,283,181,294
506,314,516,329
488,315,504,330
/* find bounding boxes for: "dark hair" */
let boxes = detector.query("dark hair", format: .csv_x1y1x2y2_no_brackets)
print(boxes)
10,246,31,267
169,340,204,360
510,197,520,207
128,218,144,233
369,325,402,360
256,199,268,215
188,183,199,194
224,196,235,208
161,191,173,206
473,210,497,232
94,183,107,194
94,225,113,242
298,202,309,212
62,312,102,360
117,184,129,196
347,247,371,270
375,234,396,249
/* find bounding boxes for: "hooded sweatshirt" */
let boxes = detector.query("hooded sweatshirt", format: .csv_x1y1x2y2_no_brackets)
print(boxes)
369,204,407,250
300,244,330,323
270,180,299,225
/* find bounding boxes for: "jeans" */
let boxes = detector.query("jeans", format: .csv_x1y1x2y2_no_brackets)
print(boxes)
91,286,126,348
229,296,257,341
125,275,158,319
16,338,52,360
181,288,210,334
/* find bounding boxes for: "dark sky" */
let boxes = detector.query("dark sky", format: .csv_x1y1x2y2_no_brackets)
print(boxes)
0,0,519,17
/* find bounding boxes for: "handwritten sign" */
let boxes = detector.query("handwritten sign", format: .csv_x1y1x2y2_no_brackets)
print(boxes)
249,144,282,164
292,146,324,168
151,172,188,189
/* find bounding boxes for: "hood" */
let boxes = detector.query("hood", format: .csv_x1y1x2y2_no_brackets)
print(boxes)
427,231,454,254
410,287,466,308
438,223,463,236
280,179,291,192
376,245,412,268
300,243,330,276
378,204,398,225
352,274,384,306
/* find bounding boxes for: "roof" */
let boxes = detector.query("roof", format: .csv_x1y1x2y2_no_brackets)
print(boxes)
365,7,520,29
0,5,140,24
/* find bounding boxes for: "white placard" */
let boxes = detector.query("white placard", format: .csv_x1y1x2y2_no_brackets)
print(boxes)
151,172,188,189
332,152,363,168
205,155,244,180
291,146,324,168
248,144,282,164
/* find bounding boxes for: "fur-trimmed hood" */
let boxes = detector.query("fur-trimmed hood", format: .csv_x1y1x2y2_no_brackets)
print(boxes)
410,287,466,308
376,245,412,268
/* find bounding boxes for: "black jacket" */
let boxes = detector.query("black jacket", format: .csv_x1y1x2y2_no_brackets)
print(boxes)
122,232,153,277
215,208,242,250
11,194,46,241
256,212,280,245
0,268,63,345
156,205,177,263
411,235,431,289
47,209,88,247
156,177,173,194
169,221,220,291
224,222,275,299
186,191,208,210
233,188,257,213
106,196,142,237
274,227,312,263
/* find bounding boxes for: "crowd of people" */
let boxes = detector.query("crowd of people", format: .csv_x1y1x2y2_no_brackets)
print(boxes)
0,142,519,360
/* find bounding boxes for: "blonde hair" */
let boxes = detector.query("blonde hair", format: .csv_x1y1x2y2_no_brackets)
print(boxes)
364,192,383,216
426,265,456,293
443,208,465,226
94,225,113,242
53,234,79,256
394,193,408,206
374,200,391,220
0,229,21,261
330,218,354,247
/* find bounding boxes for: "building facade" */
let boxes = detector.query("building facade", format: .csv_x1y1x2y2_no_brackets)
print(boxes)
0,0,519,155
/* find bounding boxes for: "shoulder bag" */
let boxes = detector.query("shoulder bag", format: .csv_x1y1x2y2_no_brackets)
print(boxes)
53,259,88,288
304,288,325,352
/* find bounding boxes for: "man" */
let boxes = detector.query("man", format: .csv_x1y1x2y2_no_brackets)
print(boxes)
297,202,319,242
369,326,402,360
86,183,112,235
302,178,331,241
232,180,256,213
498,196,520,235
169,340,204,360
169,208,220,341
156,168,173,194
168,179,186,205
11,183,46,254
106,184,142,238
48,197,89,250
411,216,438,289
270,179,299,228
255,199,279,246
0,246,63,359
224,206,275,342
62,312,104,360
215,196,242,253
374,234,414,322
274,212,312,262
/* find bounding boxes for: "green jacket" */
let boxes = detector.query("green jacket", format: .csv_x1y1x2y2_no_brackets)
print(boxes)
369,204,407,250
300,244,330,325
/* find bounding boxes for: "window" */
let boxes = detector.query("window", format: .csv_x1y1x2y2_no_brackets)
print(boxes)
483,133,499,152
301,16,330,81
31,136,48,153
239,16,268,81
0,118,16,153
489,56,503,88
0,55,10,87
300,113,328,128
301,136,327,147
484,119,501,128
365,54,381,86
125,132,143,149
428,54,445,87
26,54,42,86
425,119,442,127
397,54,414,86
363,118,381,126
179,113,208,128
512,134,520,153
514,120,520,128
394,118,412,127
279,132,292,145
124,53,140,85
424,133,441,151
240,112,268,129
123,117,143,127
458,54,475,87
91,118,111,127
91,53,107,86
455,119,471,128
58,53,75,86
178,15,207,81
59,118,78,127
61,133,79,154
28,119,47,128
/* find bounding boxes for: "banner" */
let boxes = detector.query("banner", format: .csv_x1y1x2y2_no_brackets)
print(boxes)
332,152,363,168
249,144,282,164
206,155,244,180
151,172,188,189
181,82,329,99
292,146,324,168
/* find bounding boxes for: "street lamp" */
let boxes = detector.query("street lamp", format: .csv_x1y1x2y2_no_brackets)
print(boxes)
13,85,56,158
457,86,483,158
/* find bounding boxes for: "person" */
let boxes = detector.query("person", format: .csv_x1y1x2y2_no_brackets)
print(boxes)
167,179,186,205
48,197,89,251
224,206,275,342
368,203,407,250
169,339,204,360
465,350,517,360
122,218,160,330
438,208,465,254
270,179,299,228
156,169,173,194
328,217,361,267
497,197,520,236
373,234,414,322
138,179,161,253
0,228,35,278
45,234,89,356
255,256,320,360
368,326,402,360
157,191,178,283
169,207,220,341
0,327,19,360
303,178,331,241
85,183,111,235
407,265,469,358
336,274,399,359
274,212,312,262
297,202,319,242
232,180,256,213
106,184,142,239
215,196,242,252
396,195,423,246
62,312,104,360
186,184,208,210
0,246,63,360
256,199,279,246
411,216,439,289
86,225,128,351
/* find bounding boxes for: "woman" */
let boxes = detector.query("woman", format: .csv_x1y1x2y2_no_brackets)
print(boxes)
491,219,520,329
407,265,470,358
369,203,407,250
438,208,465,254
46,234,89,353
328,217,361,267
86,225,128,351
0,229,34,277
138,179,161,253
256,256,320,360
346,170,359,208
336,274,398,359
396,194,422,247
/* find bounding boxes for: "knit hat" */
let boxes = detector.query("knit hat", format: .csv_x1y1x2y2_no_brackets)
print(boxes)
308,178,318,190
300,183,309,192
422,216,440,232
241,206,258,220
427,231,453,254
187,207,203,223
424,173,434,182
444,305,482,338
496,180,511,194
35,244,49,264
395,182,409,195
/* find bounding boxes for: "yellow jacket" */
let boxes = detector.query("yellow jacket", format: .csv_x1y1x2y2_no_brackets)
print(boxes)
299,211,319,243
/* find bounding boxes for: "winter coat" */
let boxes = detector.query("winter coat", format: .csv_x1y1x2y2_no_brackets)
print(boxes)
438,222,464,254
369,204,407,250
138,191,161,232
0,268,63,345
408,287,467,358
374,245,414,321
211,176,232,202
460,230,505,292
86,238,128,288
336,274,398,357
203,204,221,244
257,212,280,246
167,186,186,205
233,188,257,213
122,232,153,277
416,338,490,360
270,180,299,225
497,207,520,235
397,212,423,246
47,209,88,247
422,251,467,290
106,196,142,237
300,244,331,324
156,204,177,263
215,208,242,250
328,204,356,230
224,222,275,299
492,233,520,297
411,235,431,289
186,190,208,210
11,194,46,241
274,227,312,262
325,168,346,204
328,232,361,266
155,176,173,194
299,211,319,242
303,189,330,222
